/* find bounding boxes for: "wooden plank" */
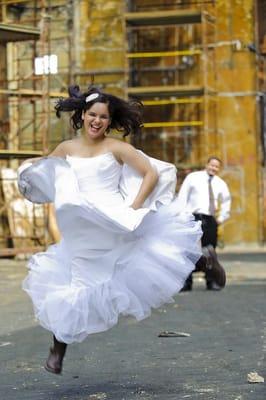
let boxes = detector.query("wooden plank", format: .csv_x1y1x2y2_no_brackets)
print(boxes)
127,49,201,58
144,121,203,128
127,85,204,97
125,9,202,26
0,23,40,43
0,150,43,159
0,246,44,257
0,88,68,98
142,98,203,105
1,168,46,251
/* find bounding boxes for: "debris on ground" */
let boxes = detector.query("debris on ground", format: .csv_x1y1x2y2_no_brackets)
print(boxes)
247,371,264,383
0,342,12,347
158,331,190,337
87,393,107,399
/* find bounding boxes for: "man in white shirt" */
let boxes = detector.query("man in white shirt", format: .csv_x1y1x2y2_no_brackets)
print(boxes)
177,156,231,291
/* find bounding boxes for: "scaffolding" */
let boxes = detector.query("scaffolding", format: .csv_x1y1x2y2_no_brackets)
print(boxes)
0,0,263,251
125,0,217,167
0,0,219,255
0,0,75,256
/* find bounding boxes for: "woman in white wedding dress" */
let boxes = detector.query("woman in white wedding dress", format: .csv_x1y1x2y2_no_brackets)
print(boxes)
18,85,224,375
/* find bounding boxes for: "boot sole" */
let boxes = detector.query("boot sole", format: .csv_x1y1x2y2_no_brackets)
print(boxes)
44,362,62,375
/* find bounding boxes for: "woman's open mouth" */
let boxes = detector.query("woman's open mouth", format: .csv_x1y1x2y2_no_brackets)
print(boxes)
90,125,101,133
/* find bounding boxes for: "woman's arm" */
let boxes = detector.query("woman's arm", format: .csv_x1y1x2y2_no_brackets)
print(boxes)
21,141,69,165
113,142,159,209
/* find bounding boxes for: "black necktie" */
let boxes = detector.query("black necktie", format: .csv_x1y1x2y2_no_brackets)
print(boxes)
208,176,215,216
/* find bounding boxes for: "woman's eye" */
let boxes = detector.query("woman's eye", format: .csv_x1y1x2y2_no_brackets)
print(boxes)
88,113,108,119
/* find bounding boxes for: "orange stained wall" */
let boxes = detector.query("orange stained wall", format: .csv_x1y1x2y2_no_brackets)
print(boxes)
77,0,126,97
216,0,262,244
76,0,262,245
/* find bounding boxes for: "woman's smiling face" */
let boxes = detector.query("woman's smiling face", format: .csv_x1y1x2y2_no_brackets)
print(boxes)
82,102,110,140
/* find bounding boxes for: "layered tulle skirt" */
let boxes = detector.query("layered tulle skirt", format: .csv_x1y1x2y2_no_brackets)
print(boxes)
18,156,202,344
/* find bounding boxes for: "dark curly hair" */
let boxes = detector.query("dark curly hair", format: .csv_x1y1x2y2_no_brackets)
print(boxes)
55,85,143,136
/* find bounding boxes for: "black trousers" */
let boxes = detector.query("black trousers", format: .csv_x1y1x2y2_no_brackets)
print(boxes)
186,213,218,283
194,213,218,249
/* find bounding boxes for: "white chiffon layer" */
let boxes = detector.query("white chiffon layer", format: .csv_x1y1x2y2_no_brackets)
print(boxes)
18,152,202,344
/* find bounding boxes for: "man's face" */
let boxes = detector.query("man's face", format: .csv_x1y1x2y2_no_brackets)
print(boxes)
206,159,221,176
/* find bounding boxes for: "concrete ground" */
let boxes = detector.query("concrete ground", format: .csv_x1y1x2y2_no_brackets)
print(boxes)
0,250,265,400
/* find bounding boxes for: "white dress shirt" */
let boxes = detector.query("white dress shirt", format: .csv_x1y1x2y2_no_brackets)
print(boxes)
177,170,231,224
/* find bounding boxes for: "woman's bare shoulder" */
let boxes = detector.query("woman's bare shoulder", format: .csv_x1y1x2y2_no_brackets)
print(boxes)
50,138,79,156
106,137,135,153
61,138,80,147
106,138,140,164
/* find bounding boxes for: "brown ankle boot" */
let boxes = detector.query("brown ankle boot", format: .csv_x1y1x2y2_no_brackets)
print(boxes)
197,245,226,288
45,335,67,374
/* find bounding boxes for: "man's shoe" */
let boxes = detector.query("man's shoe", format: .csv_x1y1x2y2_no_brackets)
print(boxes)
202,245,226,288
180,274,193,292
180,282,192,292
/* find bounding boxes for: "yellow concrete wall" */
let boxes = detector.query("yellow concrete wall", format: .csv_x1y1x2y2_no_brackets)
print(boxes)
78,0,126,97
216,0,262,244
75,0,262,244
3,0,261,245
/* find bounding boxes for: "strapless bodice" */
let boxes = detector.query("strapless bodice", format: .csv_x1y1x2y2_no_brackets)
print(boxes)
18,150,178,213
66,153,122,201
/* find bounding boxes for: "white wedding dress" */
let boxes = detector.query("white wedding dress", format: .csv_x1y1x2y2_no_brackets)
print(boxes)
18,152,202,344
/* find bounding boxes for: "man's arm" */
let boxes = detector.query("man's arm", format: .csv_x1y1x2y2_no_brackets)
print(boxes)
217,181,231,224
176,174,191,210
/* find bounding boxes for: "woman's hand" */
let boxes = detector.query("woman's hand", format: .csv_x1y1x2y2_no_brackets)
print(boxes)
112,141,159,209
130,200,143,210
